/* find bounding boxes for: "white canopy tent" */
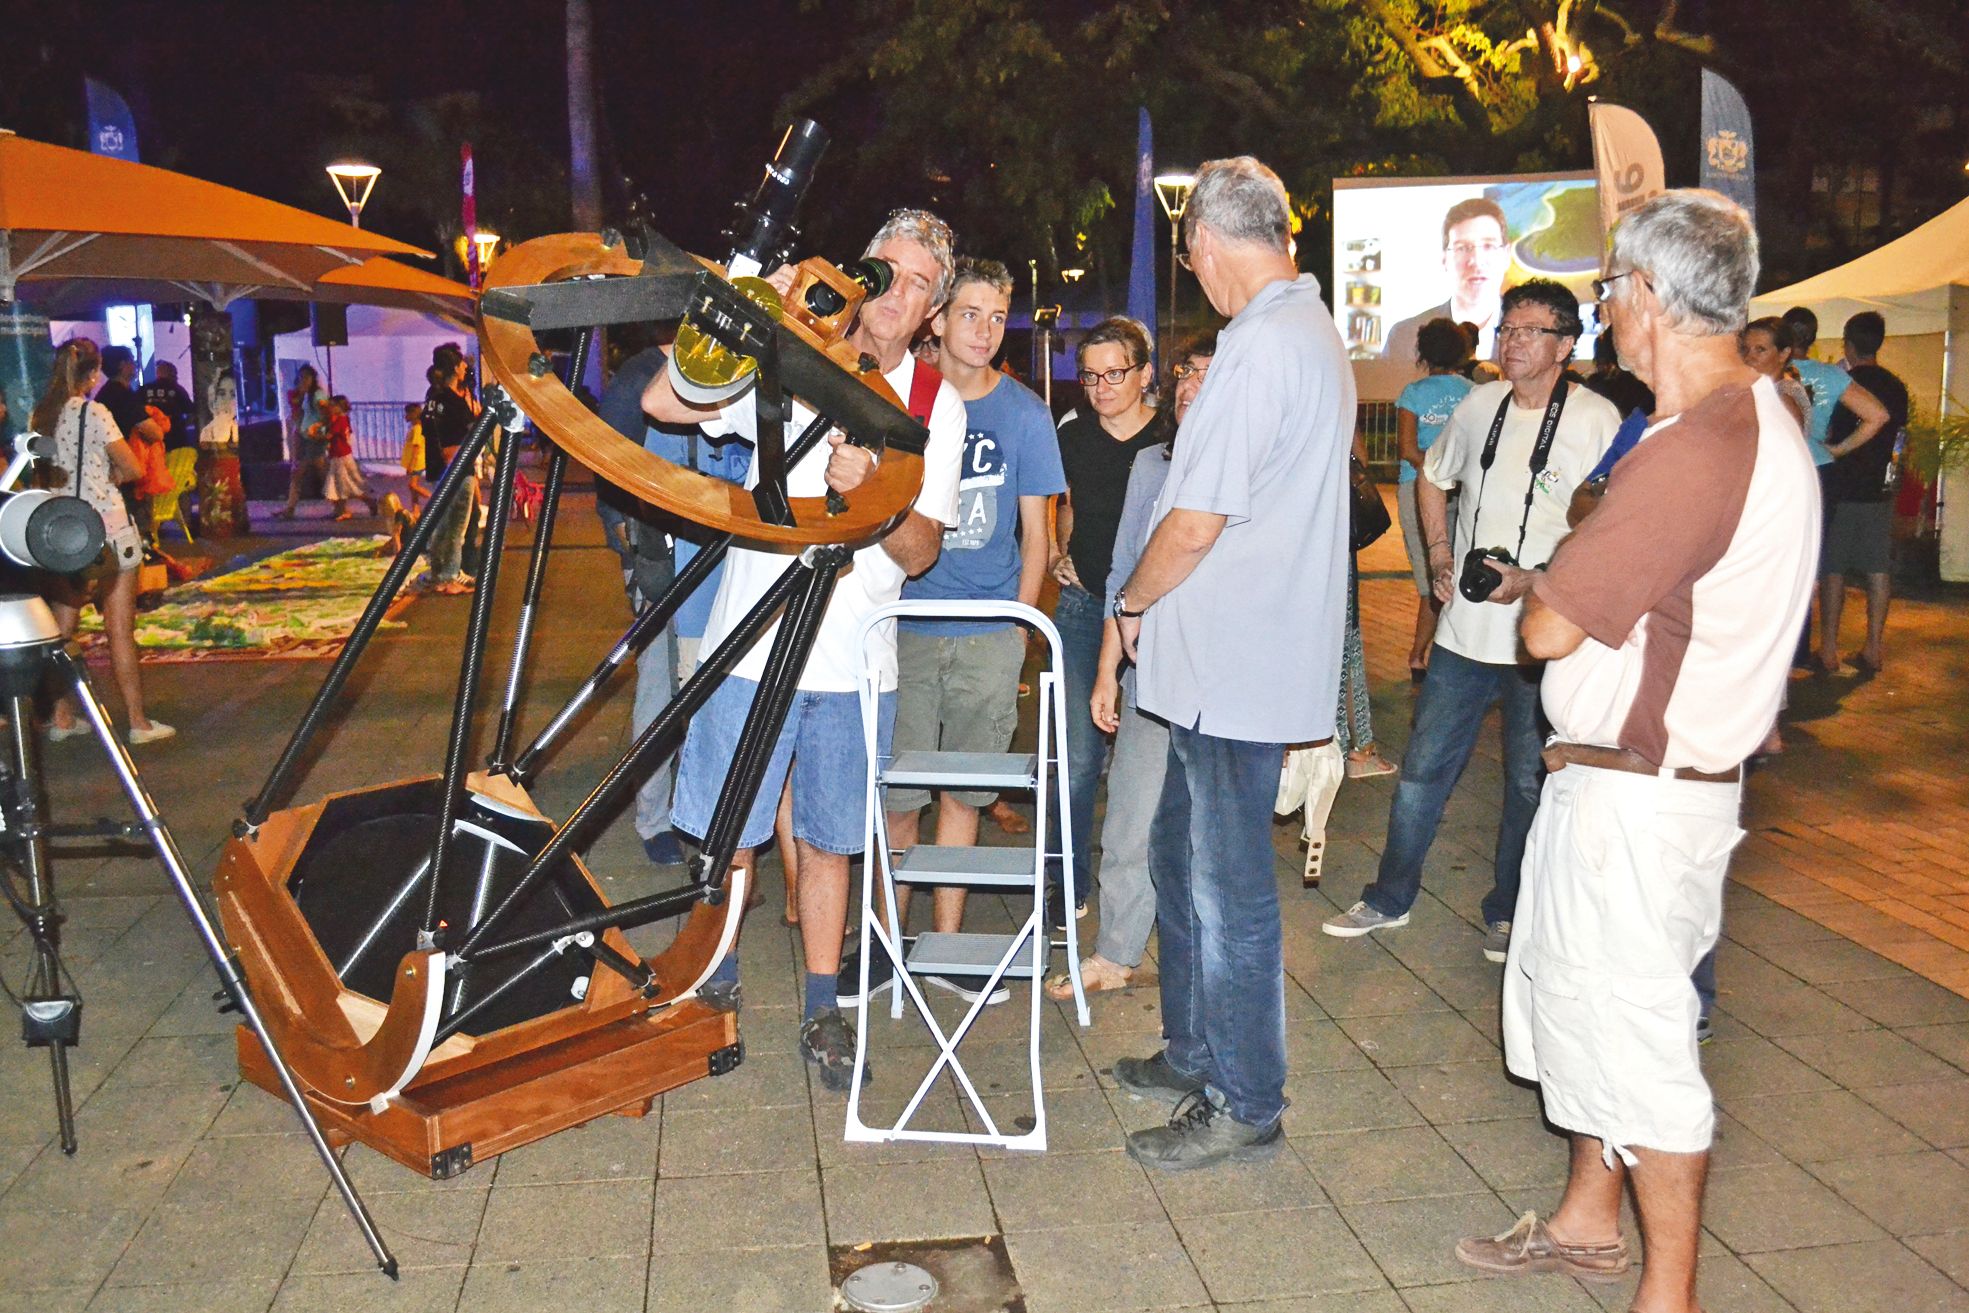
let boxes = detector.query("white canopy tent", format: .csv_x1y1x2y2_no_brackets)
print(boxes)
271,305,467,462
1751,196,1969,580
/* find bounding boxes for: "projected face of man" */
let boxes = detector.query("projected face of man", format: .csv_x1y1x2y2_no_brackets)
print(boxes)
855,237,943,368
1443,214,1509,324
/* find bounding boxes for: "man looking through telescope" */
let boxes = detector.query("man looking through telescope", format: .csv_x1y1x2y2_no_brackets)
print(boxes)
642,209,966,1091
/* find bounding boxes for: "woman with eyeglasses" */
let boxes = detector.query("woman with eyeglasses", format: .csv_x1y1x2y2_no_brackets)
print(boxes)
1047,333,1211,997
1048,316,1171,924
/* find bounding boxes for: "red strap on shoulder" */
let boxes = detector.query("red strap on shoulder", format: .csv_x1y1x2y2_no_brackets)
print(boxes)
906,360,943,427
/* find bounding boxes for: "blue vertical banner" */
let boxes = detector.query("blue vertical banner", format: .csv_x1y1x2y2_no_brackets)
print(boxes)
1126,107,1157,361
82,77,139,162
1699,69,1755,220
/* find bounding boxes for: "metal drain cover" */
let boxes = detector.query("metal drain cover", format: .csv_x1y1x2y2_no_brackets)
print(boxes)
841,1259,940,1312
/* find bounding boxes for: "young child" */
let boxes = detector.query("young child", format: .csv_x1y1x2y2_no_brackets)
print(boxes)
400,402,431,512
322,396,376,521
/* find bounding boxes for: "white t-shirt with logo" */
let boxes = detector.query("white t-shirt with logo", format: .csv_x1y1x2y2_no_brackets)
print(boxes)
696,355,966,692
1421,379,1620,665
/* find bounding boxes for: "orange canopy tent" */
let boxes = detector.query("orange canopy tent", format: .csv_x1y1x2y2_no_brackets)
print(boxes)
0,131,432,307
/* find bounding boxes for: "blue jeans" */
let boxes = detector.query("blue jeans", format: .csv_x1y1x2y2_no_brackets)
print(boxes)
1361,645,1544,926
1153,722,1289,1128
1055,584,1110,899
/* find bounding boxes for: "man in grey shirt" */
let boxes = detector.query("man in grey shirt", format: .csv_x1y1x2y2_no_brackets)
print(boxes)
1110,156,1353,1170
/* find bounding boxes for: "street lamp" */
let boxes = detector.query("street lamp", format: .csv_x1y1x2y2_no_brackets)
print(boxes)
455,229,502,287
324,159,381,228
1154,171,1196,355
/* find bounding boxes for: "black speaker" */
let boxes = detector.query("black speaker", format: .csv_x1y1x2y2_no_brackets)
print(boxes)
311,303,348,347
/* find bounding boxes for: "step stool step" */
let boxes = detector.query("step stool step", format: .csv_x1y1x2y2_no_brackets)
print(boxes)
893,845,1039,887
906,931,1048,980
882,750,1037,791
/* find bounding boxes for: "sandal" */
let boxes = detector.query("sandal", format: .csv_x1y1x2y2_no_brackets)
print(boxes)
1346,749,1398,779
987,800,1031,836
1044,954,1135,1000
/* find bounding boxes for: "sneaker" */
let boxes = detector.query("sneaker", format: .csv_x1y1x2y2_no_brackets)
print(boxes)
1321,901,1409,939
1112,1050,1208,1106
45,722,91,743
697,979,742,1014
641,830,686,865
1483,920,1512,964
1044,884,1088,931
1125,1090,1282,1172
127,721,177,746
798,1007,869,1091
924,974,1010,1006
835,947,896,1007
1454,1210,1631,1283
1696,1014,1714,1045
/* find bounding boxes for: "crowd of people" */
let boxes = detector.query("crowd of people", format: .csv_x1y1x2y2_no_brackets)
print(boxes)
584,152,1921,1312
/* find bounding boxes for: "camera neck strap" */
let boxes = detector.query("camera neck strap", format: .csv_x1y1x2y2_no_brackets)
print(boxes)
1468,376,1569,563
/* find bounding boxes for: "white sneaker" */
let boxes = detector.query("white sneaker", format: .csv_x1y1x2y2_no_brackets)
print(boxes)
46,722,91,743
127,721,177,746
1482,920,1512,964
924,974,1011,1006
1321,901,1410,938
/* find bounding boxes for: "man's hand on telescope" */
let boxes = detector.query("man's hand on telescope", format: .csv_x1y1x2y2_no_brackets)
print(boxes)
825,431,875,495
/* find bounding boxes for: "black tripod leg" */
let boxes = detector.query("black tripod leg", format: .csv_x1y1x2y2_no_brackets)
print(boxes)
425,413,526,936
5,698,75,1154
53,651,399,1278
487,326,592,774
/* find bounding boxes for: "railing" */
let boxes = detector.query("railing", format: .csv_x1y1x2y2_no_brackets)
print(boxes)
349,402,421,465
1358,400,1400,478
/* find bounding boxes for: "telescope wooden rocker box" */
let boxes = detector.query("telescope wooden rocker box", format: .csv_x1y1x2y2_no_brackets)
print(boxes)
216,212,929,1178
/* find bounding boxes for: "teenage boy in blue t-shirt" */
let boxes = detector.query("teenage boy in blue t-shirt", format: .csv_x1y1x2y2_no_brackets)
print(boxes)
851,257,1066,1005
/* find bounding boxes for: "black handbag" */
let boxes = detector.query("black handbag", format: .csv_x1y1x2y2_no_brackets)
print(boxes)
1349,454,1391,552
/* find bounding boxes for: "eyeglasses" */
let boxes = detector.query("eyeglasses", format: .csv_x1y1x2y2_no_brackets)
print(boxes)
1496,325,1570,344
1077,364,1147,386
1591,269,1649,301
1447,241,1506,258
1171,362,1210,381
1176,250,1193,272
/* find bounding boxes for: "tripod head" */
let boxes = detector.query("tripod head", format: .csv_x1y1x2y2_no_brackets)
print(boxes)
0,593,61,698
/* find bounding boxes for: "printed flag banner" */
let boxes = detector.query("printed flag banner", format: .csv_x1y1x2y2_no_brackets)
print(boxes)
1700,69,1756,219
83,77,139,162
1589,101,1664,244
1127,107,1157,361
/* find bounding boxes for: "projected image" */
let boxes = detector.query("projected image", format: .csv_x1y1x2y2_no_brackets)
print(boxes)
1333,174,1602,364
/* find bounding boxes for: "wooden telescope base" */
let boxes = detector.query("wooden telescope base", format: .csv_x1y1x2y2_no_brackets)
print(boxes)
234,1000,738,1179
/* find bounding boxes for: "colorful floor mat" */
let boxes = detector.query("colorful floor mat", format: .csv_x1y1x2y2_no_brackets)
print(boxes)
80,536,415,662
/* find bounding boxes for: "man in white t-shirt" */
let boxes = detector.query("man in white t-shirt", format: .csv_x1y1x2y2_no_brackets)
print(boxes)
642,209,966,1091
1325,280,1618,961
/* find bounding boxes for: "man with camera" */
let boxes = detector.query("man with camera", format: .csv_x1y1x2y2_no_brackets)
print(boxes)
1325,279,1618,960
642,209,967,1092
1456,189,1818,1313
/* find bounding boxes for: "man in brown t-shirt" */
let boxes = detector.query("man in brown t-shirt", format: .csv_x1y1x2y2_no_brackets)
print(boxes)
1453,191,1819,1313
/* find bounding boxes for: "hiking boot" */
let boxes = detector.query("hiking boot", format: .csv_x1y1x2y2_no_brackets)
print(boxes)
1483,920,1512,964
1321,901,1409,939
1125,1090,1282,1172
1454,1211,1631,1283
1112,1050,1208,1106
798,1008,869,1092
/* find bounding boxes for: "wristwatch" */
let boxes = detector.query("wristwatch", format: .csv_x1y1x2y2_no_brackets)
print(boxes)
1112,590,1145,620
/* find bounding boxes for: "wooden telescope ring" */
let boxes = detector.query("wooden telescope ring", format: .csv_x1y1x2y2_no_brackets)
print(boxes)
478,231,927,549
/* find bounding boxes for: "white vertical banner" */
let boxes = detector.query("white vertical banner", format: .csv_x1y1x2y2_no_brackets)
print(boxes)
1590,101,1665,244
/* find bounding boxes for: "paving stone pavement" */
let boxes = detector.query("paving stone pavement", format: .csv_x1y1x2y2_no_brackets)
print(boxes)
0,488,1964,1312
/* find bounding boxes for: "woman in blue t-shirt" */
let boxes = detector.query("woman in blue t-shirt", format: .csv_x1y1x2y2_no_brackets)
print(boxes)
1393,318,1474,682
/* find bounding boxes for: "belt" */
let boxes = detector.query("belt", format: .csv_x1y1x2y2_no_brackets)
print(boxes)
1541,741,1742,784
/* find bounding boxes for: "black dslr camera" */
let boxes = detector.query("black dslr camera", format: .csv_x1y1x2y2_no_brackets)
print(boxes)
1458,546,1516,603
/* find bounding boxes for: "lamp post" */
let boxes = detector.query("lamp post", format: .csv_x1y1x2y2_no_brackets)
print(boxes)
1154,172,1195,355
324,160,381,228
455,230,501,289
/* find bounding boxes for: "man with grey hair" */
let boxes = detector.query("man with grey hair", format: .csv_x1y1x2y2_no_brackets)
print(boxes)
1108,156,1353,1169
1455,190,1818,1313
643,208,967,1091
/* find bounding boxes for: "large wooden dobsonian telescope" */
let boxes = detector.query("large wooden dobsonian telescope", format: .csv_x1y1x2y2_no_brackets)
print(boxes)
214,121,927,1178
